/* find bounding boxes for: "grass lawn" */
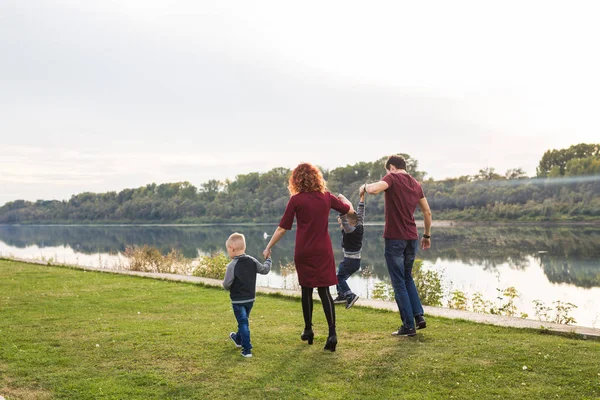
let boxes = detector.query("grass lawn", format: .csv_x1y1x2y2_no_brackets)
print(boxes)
1,260,599,399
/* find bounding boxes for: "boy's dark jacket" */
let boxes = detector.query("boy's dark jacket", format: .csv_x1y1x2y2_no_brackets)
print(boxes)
222,254,271,303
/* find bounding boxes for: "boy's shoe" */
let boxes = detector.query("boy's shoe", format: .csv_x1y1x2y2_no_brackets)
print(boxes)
241,349,253,358
415,314,427,330
229,332,242,348
333,294,347,304
391,326,416,337
345,293,359,309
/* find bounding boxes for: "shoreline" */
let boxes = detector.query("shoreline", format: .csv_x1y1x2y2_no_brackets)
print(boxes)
3,256,599,337
1,220,600,228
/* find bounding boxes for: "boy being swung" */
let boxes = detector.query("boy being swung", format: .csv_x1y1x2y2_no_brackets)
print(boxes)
333,190,365,309
222,232,271,358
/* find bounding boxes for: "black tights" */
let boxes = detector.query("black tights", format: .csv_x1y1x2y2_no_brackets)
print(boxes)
301,286,336,336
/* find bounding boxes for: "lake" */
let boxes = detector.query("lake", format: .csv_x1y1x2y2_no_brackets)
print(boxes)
1,223,599,328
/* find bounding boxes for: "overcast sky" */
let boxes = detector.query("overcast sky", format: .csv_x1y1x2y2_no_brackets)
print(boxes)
1,0,599,205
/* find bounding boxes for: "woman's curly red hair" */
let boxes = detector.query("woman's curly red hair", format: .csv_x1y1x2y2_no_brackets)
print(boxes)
288,163,327,195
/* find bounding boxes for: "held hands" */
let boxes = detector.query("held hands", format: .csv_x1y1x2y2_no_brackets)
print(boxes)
359,184,367,196
262,248,272,259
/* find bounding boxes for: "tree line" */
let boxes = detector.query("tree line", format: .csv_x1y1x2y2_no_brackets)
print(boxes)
1,143,598,224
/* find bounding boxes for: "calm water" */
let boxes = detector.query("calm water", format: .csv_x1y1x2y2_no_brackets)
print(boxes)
1,224,599,328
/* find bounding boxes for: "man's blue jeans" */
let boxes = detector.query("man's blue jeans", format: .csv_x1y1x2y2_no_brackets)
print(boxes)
336,258,361,297
232,301,254,351
384,239,424,329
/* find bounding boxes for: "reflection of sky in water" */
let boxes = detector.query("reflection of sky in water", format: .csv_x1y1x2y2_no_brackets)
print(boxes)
425,256,600,329
1,225,599,329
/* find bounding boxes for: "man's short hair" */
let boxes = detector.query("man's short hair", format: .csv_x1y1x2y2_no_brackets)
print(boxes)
226,232,246,250
385,155,407,170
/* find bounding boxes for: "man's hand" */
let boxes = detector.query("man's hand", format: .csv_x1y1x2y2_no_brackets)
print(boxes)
359,184,367,196
420,237,431,250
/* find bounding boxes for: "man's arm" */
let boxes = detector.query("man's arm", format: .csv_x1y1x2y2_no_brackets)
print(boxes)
362,181,389,195
419,197,432,250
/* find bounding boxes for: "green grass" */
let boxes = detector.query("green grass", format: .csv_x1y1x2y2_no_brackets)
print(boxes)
1,260,599,399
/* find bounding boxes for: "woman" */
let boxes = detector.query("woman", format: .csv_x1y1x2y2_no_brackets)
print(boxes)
263,163,353,352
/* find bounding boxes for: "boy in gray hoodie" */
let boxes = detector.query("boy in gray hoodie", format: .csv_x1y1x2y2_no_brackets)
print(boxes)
222,232,271,358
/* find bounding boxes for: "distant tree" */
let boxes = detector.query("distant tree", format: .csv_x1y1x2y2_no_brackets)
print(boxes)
537,143,600,177
1,149,599,224
474,167,503,181
228,173,260,194
179,182,198,200
505,168,528,180
200,180,222,201
565,156,600,176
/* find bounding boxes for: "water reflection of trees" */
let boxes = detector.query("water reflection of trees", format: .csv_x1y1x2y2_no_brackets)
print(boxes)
427,226,600,288
540,258,600,288
0,225,291,260
0,224,599,287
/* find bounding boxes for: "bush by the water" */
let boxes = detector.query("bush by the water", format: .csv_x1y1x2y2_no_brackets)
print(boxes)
372,259,444,307
193,252,230,280
371,259,578,325
123,245,191,274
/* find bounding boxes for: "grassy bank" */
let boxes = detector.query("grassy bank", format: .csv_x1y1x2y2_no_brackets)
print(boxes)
1,260,599,399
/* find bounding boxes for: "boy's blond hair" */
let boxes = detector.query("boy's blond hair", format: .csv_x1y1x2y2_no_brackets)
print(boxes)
226,232,246,251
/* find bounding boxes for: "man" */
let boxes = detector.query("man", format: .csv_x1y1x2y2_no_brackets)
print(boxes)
360,155,432,337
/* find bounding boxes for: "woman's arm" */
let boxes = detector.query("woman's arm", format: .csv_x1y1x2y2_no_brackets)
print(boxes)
331,192,353,215
263,226,288,258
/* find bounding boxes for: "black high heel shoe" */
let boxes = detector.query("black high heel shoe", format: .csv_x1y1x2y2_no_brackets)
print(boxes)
301,329,314,345
324,335,337,352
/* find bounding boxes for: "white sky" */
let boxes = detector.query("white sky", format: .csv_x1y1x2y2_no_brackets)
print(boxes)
1,0,599,205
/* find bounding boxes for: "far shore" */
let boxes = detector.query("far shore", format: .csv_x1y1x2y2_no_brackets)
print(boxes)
1,220,600,228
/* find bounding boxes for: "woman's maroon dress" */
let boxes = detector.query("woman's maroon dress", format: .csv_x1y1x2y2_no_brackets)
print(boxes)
279,191,350,288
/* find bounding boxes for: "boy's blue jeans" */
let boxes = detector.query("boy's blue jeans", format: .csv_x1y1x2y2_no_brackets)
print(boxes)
232,301,254,351
336,257,361,297
384,239,424,329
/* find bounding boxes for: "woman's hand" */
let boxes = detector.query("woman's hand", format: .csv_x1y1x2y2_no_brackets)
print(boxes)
263,248,272,259
264,226,288,258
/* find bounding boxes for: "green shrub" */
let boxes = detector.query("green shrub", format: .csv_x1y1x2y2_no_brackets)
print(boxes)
553,300,578,325
490,286,522,317
533,299,578,325
372,281,394,301
448,289,468,310
193,252,230,280
413,260,444,306
371,260,444,306
471,291,492,314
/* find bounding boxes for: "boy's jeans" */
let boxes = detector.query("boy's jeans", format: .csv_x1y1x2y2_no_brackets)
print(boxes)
384,239,424,329
232,301,254,351
336,257,361,297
